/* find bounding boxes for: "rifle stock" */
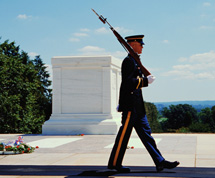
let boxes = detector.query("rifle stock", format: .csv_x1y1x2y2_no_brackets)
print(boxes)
92,9,151,77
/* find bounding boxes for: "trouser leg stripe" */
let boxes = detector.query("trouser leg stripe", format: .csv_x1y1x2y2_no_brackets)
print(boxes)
113,111,131,167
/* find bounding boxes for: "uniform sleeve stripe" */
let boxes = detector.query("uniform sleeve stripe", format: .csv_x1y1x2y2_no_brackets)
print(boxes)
136,78,141,89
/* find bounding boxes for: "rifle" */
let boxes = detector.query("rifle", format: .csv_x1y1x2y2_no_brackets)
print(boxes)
91,9,151,77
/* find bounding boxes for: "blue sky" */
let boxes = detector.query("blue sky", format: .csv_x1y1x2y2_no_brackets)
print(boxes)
1,0,215,102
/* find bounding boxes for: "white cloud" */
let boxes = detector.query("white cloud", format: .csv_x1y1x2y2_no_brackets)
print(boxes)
73,33,88,37
78,45,106,55
178,57,187,62
17,14,32,20
69,38,80,42
110,51,127,58
95,27,110,34
29,52,39,57
78,45,126,58
114,27,133,34
199,26,214,30
80,28,90,32
173,63,215,71
203,2,211,7
69,29,89,42
95,26,132,34
163,51,215,80
196,72,215,79
189,50,215,63
162,40,169,44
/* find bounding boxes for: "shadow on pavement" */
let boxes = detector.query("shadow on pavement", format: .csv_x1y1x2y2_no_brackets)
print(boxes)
1,165,215,177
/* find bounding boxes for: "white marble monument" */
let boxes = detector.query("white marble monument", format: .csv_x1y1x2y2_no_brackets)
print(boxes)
42,55,122,135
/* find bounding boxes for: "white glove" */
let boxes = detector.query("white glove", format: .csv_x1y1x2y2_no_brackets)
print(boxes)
147,75,156,84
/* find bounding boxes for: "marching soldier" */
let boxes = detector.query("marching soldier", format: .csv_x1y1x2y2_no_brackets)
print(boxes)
107,35,180,172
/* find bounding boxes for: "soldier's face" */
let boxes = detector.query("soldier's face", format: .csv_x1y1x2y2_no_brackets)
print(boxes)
129,42,143,54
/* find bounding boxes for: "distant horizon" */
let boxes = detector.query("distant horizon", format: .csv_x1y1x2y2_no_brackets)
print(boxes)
154,100,215,103
154,100,215,112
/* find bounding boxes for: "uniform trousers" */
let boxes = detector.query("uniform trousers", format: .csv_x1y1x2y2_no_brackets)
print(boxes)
108,109,164,169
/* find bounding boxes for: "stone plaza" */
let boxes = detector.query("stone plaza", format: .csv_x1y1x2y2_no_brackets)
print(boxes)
1,133,215,177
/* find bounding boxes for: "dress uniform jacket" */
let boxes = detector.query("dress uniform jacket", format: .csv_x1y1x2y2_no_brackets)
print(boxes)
118,54,148,113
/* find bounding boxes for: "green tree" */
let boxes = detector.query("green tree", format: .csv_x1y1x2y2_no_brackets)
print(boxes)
161,104,198,131
145,102,163,133
197,107,214,132
0,39,52,133
189,122,211,133
211,105,215,125
33,56,52,121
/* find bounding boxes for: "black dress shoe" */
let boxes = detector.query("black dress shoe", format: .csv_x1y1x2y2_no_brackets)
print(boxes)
156,160,180,172
116,166,130,173
108,166,130,173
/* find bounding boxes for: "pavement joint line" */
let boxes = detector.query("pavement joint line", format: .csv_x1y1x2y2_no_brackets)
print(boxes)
194,135,198,167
